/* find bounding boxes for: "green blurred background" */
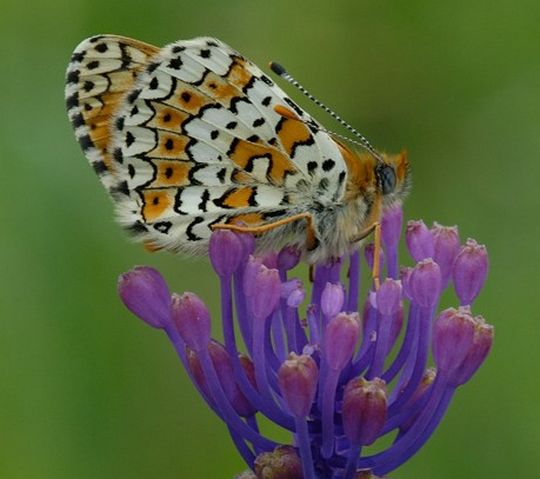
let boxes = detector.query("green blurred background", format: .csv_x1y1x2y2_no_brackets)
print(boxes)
1,0,539,477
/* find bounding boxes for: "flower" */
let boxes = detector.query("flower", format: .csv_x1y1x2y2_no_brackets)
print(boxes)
118,206,493,478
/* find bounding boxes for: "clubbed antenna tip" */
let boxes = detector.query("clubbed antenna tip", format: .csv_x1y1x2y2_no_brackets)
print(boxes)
269,61,287,77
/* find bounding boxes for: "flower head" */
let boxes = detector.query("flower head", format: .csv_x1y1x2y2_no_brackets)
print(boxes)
119,206,492,478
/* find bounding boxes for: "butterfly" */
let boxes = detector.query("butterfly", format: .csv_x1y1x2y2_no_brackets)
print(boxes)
65,35,410,267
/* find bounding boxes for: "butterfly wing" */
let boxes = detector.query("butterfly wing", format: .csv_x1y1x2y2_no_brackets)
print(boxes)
65,35,348,253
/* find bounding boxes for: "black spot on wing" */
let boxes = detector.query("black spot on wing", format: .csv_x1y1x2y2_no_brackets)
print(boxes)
198,189,210,212
126,221,148,235
168,56,183,69
113,147,123,164
154,221,172,234
66,92,79,110
322,159,336,172
92,161,108,175
110,180,130,199
66,70,80,84
186,216,204,241
72,113,85,128
78,134,93,151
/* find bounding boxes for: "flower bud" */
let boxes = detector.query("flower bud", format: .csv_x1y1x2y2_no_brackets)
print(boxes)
409,259,441,308
277,246,301,271
381,203,403,250
432,308,475,375
453,239,489,305
324,312,361,370
376,278,402,316
406,220,434,262
209,230,244,277
278,353,318,418
342,377,387,446
431,223,460,288
171,292,211,352
321,282,345,318
118,266,171,328
286,285,305,309
450,315,494,386
254,446,303,479
281,279,302,299
250,265,281,320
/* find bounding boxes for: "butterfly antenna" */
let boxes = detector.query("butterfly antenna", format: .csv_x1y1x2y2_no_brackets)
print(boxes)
270,61,382,161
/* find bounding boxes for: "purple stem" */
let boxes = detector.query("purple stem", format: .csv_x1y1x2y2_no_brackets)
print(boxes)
377,386,456,474
388,304,433,415
350,376,450,471
321,368,341,458
228,426,255,467
164,326,221,418
366,310,393,379
233,269,252,354
382,303,419,384
294,310,308,351
386,246,399,280
198,349,277,450
307,305,321,344
311,265,328,306
253,311,291,421
295,416,317,479
372,380,455,475
271,309,286,361
380,380,434,434
285,306,299,353
343,445,361,479
347,251,360,312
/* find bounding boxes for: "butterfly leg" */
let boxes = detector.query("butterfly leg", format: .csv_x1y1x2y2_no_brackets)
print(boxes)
212,212,317,251
352,222,382,290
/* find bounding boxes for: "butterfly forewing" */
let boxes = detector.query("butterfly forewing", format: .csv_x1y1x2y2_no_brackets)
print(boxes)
65,35,348,253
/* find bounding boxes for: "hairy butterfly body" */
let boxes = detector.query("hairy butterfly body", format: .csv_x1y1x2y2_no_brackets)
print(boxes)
65,35,410,263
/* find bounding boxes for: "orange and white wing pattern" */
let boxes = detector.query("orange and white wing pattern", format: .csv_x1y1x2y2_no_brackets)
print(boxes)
65,35,349,253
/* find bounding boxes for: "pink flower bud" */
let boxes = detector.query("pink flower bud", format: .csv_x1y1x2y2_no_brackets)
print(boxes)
406,220,434,262
321,282,345,318
171,292,211,352
278,353,318,418
433,307,475,375
453,239,489,305
342,377,387,446
209,230,244,277
118,266,171,329
324,313,361,370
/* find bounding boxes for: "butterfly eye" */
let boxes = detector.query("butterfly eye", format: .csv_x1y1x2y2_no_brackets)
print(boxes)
377,164,397,195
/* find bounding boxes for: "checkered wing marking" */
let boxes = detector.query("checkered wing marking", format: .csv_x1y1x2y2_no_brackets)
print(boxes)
65,35,160,190
67,36,349,253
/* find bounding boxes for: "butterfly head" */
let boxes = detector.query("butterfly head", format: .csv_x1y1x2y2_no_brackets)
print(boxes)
376,150,411,206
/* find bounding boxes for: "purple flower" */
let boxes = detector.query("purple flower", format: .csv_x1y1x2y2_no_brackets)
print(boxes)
118,206,493,478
